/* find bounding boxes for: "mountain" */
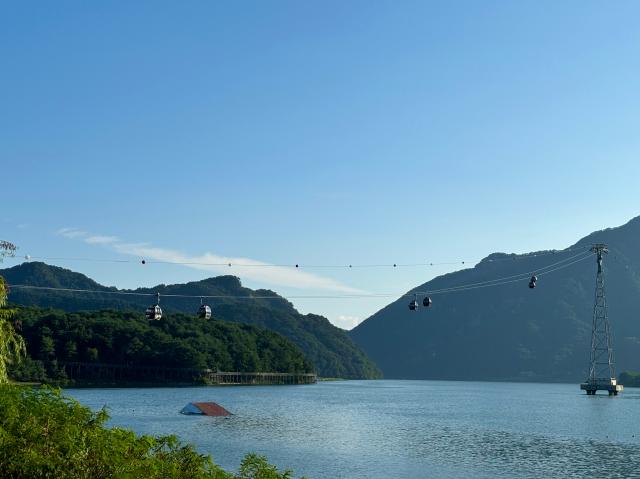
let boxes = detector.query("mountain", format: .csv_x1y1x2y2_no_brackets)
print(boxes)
350,216,640,382
10,306,314,383
1,262,382,379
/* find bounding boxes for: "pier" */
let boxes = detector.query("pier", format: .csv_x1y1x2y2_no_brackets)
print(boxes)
59,361,317,385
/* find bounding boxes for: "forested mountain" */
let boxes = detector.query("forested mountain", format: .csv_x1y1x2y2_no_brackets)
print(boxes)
9,307,313,382
1,262,381,379
350,216,640,382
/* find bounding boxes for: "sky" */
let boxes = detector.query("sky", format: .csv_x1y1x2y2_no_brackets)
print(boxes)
2,1,640,329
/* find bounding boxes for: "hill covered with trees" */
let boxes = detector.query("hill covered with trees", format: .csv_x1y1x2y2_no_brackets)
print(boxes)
1,263,381,379
351,216,640,382
10,307,313,384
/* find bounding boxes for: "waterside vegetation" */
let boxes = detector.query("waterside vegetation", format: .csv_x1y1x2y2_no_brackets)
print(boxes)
9,306,314,385
2,261,382,379
0,264,303,479
0,385,301,479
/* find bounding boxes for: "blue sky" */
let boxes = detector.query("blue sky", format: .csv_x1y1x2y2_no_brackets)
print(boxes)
2,1,640,328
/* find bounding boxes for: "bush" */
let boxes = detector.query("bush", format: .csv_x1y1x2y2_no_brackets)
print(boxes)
0,385,300,479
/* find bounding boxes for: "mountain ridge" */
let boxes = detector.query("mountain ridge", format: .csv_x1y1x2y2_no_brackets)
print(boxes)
1,262,382,379
350,215,640,382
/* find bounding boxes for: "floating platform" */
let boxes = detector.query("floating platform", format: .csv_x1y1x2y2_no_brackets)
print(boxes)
580,379,623,396
181,402,232,416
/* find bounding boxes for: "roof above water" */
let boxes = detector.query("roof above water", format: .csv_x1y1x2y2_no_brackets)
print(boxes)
181,402,232,416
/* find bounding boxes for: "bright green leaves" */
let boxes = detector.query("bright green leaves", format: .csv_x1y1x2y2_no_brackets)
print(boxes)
0,277,26,384
0,386,301,479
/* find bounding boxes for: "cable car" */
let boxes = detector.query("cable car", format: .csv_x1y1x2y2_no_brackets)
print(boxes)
145,293,162,320
408,294,419,311
529,275,537,289
198,298,212,320
423,296,432,307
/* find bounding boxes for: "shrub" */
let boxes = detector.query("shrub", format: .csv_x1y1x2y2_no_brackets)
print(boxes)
0,385,300,479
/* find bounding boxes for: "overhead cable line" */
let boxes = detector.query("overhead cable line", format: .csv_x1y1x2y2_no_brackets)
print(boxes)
6,249,593,302
414,253,592,296
414,250,591,295
8,246,589,270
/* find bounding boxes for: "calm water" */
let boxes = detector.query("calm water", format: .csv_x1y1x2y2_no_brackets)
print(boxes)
66,381,640,478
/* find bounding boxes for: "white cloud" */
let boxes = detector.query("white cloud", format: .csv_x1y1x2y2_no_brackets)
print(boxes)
335,315,363,330
57,228,365,294
85,235,119,245
56,227,88,239
112,242,365,294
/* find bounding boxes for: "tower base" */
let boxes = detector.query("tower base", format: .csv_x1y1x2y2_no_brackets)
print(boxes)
580,379,623,396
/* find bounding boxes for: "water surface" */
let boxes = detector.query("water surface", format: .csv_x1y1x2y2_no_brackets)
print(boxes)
67,381,640,478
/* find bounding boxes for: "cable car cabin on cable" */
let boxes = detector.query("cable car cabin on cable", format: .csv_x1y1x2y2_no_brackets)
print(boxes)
198,304,212,320
529,275,537,289
423,296,432,307
145,304,162,321
409,299,419,311
146,293,162,321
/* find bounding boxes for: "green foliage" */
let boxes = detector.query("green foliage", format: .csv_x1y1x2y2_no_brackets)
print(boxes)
10,306,314,383
0,277,26,384
619,371,640,387
238,454,293,479
0,385,300,479
2,262,382,379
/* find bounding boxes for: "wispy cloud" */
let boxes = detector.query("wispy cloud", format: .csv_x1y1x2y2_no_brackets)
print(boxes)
335,315,363,330
56,227,88,239
57,228,365,294
85,235,119,245
112,242,364,293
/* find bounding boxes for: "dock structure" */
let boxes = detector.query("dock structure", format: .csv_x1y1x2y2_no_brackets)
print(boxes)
204,371,317,385
580,244,623,396
60,361,317,385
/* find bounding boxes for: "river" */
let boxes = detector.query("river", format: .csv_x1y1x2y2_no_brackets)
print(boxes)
66,380,640,478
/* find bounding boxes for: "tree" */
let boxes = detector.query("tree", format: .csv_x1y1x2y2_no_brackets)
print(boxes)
0,240,26,383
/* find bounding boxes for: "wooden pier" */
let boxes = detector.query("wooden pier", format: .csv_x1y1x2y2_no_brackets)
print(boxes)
59,361,317,385
204,371,316,385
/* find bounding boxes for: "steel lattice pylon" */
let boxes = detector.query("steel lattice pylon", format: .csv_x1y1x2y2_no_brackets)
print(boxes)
580,244,623,395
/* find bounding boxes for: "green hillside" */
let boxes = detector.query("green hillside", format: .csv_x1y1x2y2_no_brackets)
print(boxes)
350,216,640,382
9,306,313,383
2,263,381,379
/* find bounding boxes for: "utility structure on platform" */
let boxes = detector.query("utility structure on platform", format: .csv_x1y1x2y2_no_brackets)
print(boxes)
580,244,623,396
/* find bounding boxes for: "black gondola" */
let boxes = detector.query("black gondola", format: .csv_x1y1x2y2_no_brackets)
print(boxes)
529,275,537,289
423,296,432,307
409,294,418,311
145,293,162,320
198,298,212,320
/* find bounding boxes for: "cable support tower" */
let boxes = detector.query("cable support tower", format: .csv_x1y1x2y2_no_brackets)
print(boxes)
580,244,623,396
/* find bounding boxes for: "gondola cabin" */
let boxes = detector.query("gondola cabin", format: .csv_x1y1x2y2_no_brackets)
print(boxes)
198,304,212,320
408,299,418,311
145,304,162,321
423,296,432,307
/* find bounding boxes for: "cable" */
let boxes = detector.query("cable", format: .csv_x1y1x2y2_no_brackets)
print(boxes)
6,246,588,270
414,253,593,297
5,284,397,300
5,249,594,302
413,250,591,295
